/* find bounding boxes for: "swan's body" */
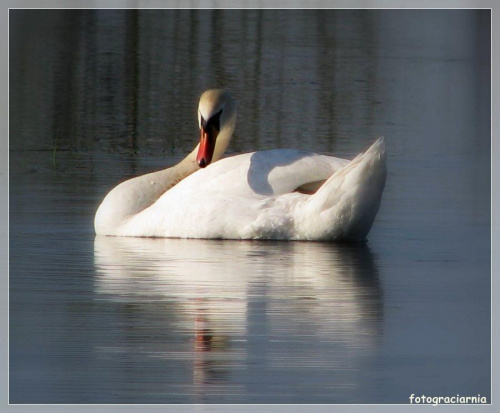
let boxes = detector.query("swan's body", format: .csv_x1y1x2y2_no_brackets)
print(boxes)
95,90,387,241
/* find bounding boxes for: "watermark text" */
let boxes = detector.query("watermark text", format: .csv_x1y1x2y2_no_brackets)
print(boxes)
409,393,488,406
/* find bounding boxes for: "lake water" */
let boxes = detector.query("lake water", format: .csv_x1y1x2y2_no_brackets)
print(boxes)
9,9,491,404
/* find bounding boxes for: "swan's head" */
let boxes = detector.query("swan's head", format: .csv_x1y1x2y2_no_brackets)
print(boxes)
196,89,237,168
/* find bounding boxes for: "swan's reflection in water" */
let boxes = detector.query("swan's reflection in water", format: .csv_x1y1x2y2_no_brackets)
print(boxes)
93,237,383,402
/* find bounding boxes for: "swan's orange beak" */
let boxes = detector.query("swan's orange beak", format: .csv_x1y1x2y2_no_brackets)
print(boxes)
197,125,218,168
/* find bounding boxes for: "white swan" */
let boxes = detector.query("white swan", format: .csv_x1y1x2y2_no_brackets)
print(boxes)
95,89,387,241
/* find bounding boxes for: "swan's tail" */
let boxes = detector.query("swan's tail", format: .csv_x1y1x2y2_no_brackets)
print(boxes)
303,137,387,241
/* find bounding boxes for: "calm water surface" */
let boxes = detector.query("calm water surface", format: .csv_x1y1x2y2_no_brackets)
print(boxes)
9,10,491,404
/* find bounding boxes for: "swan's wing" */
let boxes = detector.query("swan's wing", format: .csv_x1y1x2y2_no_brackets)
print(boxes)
302,137,387,240
161,149,348,199
253,149,350,196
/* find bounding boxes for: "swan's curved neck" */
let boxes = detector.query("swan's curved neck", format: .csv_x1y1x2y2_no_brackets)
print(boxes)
94,117,236,236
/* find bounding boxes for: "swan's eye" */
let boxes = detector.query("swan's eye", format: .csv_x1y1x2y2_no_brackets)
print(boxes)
201,108,223,132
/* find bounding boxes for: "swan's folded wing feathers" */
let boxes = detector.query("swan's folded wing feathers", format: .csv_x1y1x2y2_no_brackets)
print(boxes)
256,149,349,197
302,137,387,240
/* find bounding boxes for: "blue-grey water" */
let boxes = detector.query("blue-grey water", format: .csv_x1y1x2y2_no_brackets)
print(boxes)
9,9,491,404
